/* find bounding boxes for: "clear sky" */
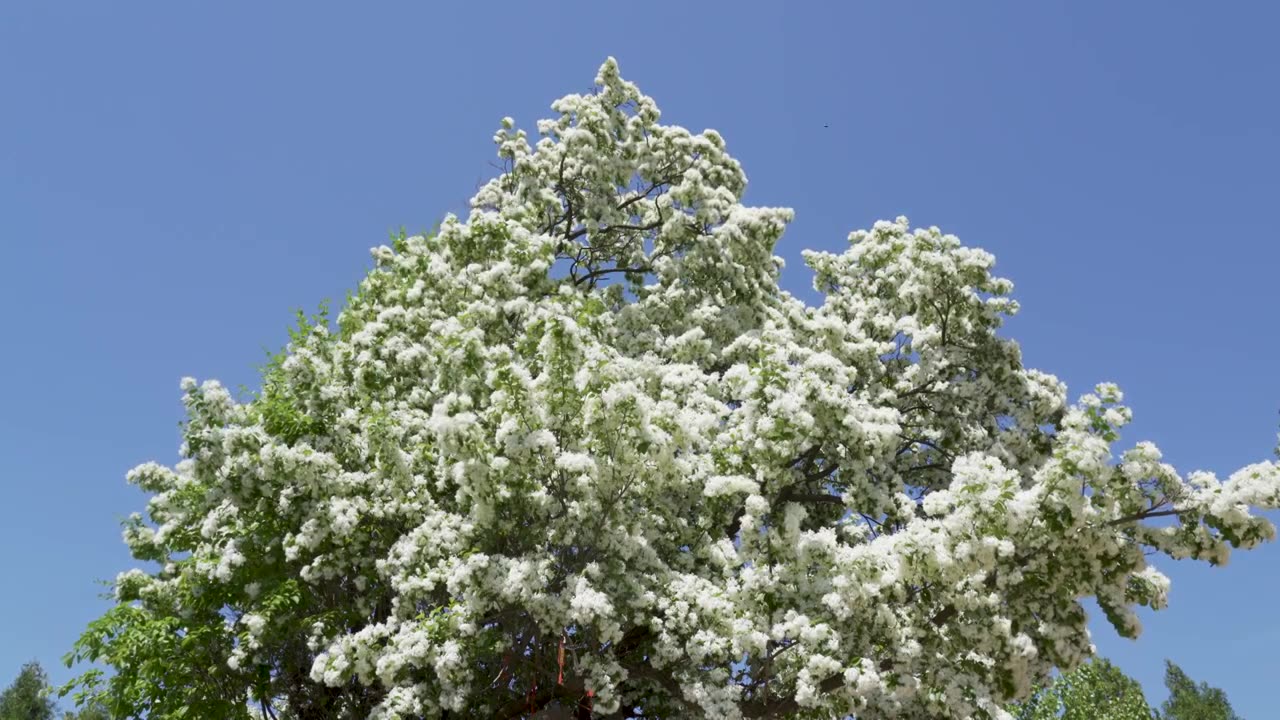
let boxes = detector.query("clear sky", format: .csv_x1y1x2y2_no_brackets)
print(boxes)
2,2,1277,715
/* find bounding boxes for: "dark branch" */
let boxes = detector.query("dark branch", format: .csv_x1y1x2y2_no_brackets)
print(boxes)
1104,508,1180,527
777,491,844,506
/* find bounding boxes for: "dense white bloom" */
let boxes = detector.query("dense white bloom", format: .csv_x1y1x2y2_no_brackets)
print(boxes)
79,58,1280,720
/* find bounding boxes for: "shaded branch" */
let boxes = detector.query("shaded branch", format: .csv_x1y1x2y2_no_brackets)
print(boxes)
776,491,844,506
1103,508,1180,527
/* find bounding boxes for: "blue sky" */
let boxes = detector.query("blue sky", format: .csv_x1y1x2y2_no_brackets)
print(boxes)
2,2,1277,715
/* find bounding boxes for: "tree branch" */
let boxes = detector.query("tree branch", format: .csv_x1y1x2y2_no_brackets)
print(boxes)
1103,508,1180,527
776,491,844,506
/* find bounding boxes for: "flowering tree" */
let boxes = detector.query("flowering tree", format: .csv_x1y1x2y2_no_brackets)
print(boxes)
63,58,1280,720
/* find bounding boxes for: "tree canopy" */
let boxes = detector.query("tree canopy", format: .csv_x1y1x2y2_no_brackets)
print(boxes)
1,662,56,720
1010,658,1154,720
63,58,1280,719
1,661,107,720
1009,658,1246,720
1159,661,1242,720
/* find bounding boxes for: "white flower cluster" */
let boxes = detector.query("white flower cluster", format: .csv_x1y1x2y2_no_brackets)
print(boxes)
101,58,1280,720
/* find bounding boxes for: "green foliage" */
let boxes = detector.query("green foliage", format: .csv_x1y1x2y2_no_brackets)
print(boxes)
1159,661,1242,720
1011,659,1246,720
254,302,334,444
1011,658,1155,720
62,702,110,720
59,603,249,719
1,661,108,720
0,661,57,720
